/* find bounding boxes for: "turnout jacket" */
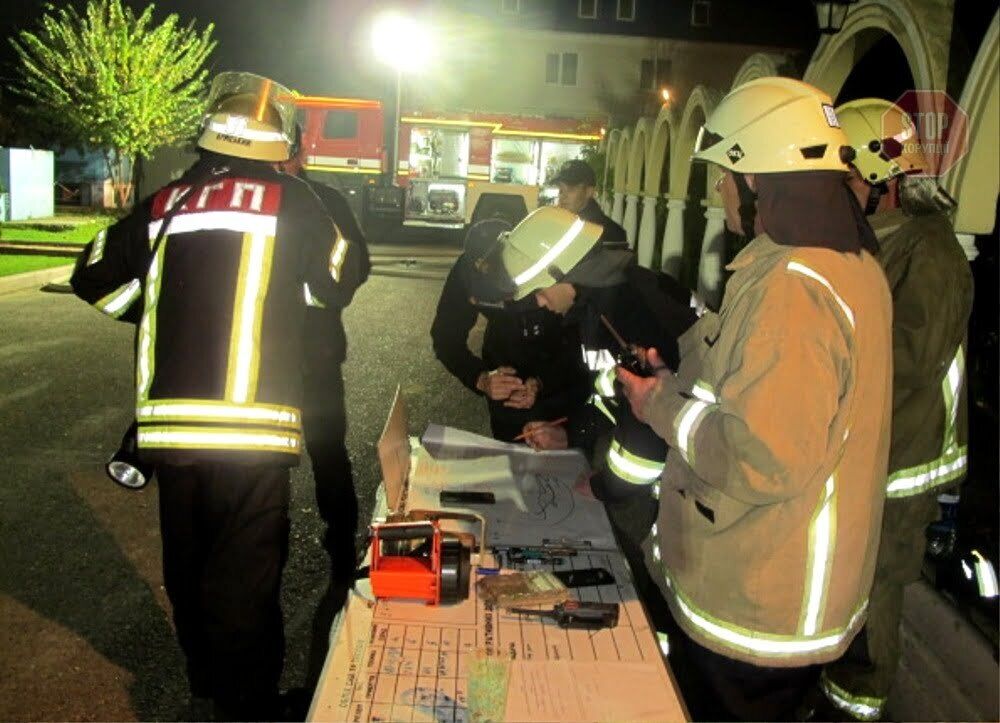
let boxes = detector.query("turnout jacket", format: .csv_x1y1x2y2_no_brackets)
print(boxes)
72,158,360,466
567,264,696,497
643,235,893,668
301,177,371,370
869,209,973,498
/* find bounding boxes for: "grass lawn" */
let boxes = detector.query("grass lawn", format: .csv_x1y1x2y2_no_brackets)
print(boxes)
0,254,76,278
0,218,114,246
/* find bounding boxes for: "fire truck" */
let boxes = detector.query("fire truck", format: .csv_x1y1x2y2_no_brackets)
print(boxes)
294,94,605,240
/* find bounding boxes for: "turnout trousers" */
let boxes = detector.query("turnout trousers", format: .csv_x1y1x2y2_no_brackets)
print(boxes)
302,362,359,578
820,493,940,720
157,463,291,719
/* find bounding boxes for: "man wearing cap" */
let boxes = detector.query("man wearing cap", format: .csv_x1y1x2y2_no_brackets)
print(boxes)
551,159,628,250
430,218,590,441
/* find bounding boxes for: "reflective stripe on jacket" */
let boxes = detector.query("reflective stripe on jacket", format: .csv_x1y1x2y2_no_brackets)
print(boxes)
71,160,351,466
870,210,974,498
643,234,893,668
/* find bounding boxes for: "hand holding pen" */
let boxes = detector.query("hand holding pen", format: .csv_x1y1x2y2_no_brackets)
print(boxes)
515,416,569,451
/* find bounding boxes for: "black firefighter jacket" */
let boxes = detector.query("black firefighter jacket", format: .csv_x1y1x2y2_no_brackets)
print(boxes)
71,157,364,467
568,263,698,500
300,177,371,370
431,256,590,436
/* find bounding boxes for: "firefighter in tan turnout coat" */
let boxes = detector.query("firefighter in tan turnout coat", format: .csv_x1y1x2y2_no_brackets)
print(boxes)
618,77,895,721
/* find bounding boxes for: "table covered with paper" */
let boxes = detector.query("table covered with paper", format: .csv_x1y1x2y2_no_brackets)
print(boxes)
308,391,687,722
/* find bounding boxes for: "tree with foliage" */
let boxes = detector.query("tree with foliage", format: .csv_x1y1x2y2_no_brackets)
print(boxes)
10,0,215,207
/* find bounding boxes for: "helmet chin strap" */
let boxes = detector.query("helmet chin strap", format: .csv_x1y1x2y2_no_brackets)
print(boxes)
733,172,758,239
865,181,888,215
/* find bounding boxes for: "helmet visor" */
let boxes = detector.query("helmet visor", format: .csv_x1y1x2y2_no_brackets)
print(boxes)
205,72,297,143
693,125,724,160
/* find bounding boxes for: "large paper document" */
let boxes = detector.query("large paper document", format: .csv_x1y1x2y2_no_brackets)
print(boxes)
309,550,686,723
409,425,616,549
309,413,687,722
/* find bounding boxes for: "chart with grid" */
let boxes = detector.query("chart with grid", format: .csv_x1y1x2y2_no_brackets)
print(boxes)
319,551,667,723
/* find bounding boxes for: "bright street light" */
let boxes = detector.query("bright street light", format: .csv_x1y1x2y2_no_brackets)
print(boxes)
660,87,671,103
371,12,433,72
371,12,434,186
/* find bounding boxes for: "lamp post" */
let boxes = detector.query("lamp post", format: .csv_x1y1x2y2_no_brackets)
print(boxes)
371,12,433,185
813,0,859,34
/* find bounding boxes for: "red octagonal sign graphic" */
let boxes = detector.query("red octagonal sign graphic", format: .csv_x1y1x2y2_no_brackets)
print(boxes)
888,90,969,178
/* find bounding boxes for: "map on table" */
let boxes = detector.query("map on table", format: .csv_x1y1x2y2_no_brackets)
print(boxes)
407,425,617,549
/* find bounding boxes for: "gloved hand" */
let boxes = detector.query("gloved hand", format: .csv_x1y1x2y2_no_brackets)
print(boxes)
476,366,524,401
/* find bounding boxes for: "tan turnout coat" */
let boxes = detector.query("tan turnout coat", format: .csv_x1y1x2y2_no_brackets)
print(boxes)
643,234,893,668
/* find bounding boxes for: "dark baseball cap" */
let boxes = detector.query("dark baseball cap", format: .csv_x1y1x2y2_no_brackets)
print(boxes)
550,159,596,187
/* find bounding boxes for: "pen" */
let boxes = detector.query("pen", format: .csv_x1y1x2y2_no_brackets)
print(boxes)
513,416,569,442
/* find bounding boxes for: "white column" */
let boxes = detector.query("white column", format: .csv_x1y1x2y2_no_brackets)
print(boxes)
611,191,625,225
637,195,659,268
955,232,979,262
697,205,727,310
660,198,686,278
623,193,640,249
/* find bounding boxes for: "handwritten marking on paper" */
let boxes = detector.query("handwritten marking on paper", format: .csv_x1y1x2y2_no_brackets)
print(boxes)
528,473,575,525
398,687,457,723
339,637,367,708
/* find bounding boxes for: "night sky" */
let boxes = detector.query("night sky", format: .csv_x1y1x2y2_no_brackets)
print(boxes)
0,0,401,100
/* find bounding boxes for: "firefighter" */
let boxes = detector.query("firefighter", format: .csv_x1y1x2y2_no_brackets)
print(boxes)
550,159,628,249
431,218,590,441
279,124,371,580
468,205,697,625
70,72,359,719
616,78,894,721
815,98,976,721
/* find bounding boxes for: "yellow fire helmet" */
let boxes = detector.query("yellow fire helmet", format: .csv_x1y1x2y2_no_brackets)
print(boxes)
692,77,852,173
836,98,927,184
197,72,296,162
483,206,603,300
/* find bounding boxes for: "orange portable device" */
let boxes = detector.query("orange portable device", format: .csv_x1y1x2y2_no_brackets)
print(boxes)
369,520,472,605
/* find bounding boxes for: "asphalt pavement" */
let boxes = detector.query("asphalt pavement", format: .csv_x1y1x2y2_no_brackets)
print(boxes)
0,269,488,720
0,263,995,721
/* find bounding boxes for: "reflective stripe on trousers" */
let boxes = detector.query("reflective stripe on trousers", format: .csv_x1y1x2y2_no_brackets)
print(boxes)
820,671,884,721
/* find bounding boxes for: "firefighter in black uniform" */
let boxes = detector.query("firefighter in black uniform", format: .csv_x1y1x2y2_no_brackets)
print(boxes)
279,124,371,579
70,72,361,720
431,218,589,441
470,206,696,622
551,159,628,250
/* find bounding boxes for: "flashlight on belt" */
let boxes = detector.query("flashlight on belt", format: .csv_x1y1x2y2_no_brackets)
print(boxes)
106,421,154,490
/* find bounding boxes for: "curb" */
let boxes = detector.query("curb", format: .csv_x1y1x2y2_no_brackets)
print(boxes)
0,264,75,297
